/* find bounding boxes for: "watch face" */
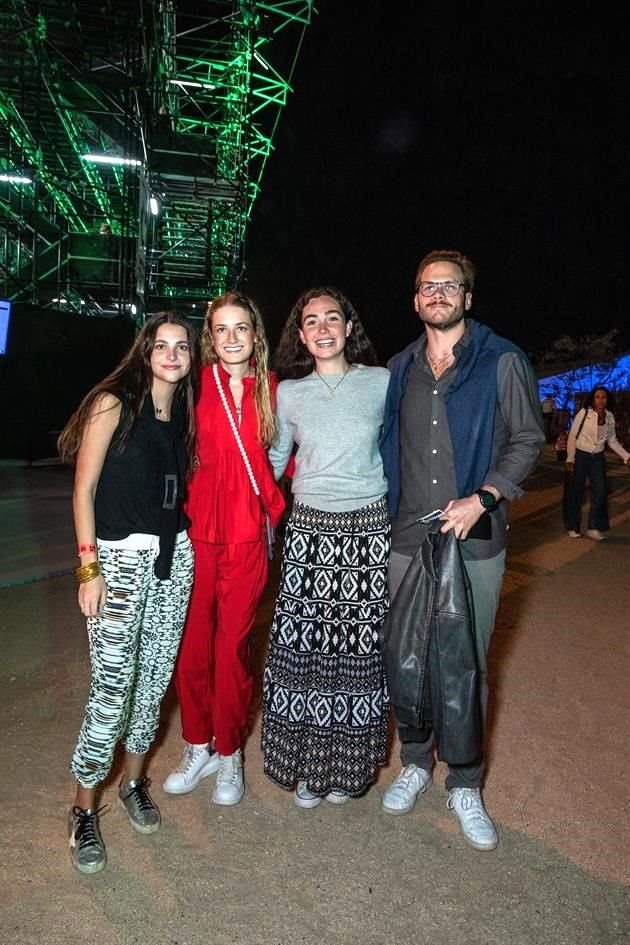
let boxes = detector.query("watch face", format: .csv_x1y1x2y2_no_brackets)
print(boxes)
478,490,495,508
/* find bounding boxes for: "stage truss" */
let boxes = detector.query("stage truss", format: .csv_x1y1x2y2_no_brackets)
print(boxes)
0,1,315,321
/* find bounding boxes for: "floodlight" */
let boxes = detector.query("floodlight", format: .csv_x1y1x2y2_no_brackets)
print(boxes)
168,79,216,90
82,154,142,167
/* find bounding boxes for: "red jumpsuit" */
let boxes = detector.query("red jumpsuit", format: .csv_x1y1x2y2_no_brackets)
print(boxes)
175,364,285,755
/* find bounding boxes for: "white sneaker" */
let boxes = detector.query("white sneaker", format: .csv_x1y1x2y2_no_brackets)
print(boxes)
586,529,606,541
447,787,498,851
382,764,432,815
325,790,349,805
212,750,245,806
567,530,582,538
162,743,220,795
294,781,322,809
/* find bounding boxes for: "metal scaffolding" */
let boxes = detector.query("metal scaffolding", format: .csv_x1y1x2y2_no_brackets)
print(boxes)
0,1,315,321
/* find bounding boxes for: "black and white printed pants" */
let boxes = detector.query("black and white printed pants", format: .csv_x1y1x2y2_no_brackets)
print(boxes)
71,532,194,788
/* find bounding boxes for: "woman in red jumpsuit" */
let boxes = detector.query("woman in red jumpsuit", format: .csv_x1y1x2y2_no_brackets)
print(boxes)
163,292,285,805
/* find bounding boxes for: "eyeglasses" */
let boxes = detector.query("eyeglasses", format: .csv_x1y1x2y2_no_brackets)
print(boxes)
416,281,465,297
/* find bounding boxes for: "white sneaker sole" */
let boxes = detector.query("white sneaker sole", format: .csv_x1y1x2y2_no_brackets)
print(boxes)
71,853,107,874
162,753,220,795
212,784,245,806
381,775,433,815
324,791,349,805
461,833,499,852
294,792,322,809
382,797,418,815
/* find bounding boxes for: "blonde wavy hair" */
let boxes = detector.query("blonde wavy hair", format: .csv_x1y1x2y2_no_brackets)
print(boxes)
201,291,276,448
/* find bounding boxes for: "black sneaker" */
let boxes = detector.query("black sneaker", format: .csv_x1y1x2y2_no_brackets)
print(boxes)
68,805,107,874
118,777,161,834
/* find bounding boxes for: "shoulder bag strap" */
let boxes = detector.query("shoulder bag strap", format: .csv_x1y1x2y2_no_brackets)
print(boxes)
212,362,263,503
575,408,589,443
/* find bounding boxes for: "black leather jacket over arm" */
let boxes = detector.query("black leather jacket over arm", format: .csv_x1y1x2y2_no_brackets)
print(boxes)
380,527,483,766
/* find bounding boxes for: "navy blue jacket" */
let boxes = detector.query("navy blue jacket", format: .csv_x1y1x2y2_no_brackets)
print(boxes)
380,319,528,518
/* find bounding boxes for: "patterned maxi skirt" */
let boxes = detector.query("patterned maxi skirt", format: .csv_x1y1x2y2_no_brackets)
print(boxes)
261,497,390,796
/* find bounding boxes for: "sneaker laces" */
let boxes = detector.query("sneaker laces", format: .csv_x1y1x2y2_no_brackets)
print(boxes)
217,753,239,786
448,788,486,822
174,744,206,775
395,765,419,791
122,777,154,812
71,805,106,849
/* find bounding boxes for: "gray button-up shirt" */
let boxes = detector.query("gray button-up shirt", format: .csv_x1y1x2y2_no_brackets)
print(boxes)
391,325,544,560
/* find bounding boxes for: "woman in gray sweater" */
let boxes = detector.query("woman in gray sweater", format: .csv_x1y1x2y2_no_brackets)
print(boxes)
261,286,391,807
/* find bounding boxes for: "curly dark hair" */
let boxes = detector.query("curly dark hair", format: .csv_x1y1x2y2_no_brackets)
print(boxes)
582,386,615,413
273,286,380,380
57,311,201,475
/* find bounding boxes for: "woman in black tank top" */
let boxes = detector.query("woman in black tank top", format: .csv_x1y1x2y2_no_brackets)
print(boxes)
57,312,200,875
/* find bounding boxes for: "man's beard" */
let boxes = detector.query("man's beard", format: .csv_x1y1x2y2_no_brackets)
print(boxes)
421,303,466,332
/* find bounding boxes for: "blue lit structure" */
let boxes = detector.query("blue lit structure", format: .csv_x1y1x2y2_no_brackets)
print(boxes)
538,353,630,410
0,300,11,354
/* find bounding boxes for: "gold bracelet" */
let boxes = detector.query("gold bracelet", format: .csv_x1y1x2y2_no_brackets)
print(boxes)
74,560,100,575
74,561,101,585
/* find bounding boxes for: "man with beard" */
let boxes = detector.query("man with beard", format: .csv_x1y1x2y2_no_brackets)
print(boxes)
379,249,544,850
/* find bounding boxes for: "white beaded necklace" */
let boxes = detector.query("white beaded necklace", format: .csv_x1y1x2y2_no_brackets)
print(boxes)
212,363,261,499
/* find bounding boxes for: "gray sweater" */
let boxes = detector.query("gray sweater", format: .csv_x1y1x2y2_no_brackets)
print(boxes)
269,364,390,512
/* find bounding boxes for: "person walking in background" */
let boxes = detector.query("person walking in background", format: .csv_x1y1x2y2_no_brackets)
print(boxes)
564,386,630,540
555,427,569,462
57,312,200,874
380,250,544,851
261,286,391,808
163,293,284,806
541,393,556,443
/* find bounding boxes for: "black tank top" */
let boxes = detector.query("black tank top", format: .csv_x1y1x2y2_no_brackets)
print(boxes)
94,393,189,578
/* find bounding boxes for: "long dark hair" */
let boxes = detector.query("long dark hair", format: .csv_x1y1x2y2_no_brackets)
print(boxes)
582,386,615,414
57,312,201,474
273,286,379,380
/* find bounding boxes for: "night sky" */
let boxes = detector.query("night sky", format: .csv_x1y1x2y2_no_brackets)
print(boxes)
245,2,628,364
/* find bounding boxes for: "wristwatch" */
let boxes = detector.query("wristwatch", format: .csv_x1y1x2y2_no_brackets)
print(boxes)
475,489,498,511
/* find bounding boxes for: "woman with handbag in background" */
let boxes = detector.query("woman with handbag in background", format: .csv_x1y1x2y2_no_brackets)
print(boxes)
163,292,284,806
564,385,630,540
58,312,200,873
261,286,391,808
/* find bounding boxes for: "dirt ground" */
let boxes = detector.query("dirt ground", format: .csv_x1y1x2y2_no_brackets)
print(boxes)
0,447,628,945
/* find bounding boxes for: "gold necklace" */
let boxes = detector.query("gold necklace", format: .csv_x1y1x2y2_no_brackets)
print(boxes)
315,365,351,395
427,350,452,368
427,350,453,377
